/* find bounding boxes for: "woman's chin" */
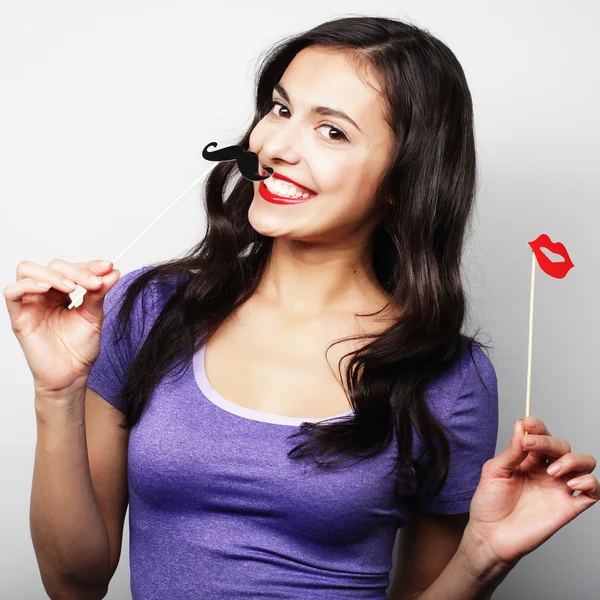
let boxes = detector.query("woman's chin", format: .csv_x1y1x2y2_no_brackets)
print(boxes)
248,219,293,238
247,202,299,237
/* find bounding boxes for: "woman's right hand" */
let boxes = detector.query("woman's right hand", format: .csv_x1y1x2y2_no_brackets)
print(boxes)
4,259,121,396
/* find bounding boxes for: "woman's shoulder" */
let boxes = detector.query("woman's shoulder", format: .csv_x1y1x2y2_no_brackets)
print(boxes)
103,264,191,330
424,340,497,420
458,340,497,396
110,263,190,299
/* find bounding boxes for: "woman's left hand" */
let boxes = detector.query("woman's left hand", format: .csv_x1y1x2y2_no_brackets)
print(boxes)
462,416,599,573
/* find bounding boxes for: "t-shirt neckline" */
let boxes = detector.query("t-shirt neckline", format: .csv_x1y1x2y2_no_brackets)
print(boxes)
192,342,354,426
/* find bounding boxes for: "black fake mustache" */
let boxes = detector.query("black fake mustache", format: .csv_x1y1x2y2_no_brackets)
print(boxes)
202,142,273,181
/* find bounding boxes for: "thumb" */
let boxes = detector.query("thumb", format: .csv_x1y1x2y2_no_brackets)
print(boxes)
81,268,121,318
487,419,529,479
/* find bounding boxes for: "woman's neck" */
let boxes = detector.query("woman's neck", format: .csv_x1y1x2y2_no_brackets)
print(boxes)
254,239,398,320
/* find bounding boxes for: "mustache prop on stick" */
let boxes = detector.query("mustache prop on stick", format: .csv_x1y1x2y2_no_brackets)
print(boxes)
67,142,273,309
202,142,273,181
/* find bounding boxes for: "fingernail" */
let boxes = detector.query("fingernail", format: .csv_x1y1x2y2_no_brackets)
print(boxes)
524,436,536,445
547,464,560,475
90,275,104,285
99,260,112,268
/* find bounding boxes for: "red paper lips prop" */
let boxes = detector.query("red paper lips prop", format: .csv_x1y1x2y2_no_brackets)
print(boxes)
528,234,575,279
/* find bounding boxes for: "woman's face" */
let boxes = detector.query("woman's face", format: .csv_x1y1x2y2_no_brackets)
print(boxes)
248,47,396,245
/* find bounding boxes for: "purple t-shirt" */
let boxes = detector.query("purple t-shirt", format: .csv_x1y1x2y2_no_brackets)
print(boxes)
87,266,499,600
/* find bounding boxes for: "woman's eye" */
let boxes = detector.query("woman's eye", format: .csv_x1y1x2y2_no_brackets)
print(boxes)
315,124,348,143
269,100,348,143
271,101,289,118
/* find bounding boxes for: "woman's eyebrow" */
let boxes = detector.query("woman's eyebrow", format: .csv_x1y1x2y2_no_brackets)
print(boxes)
274,82,363,134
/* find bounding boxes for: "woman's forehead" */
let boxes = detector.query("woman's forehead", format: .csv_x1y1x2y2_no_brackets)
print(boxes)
278,49,389,135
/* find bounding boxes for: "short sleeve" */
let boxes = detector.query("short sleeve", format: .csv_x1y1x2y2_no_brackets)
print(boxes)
86,265,158,413
406,344,499,515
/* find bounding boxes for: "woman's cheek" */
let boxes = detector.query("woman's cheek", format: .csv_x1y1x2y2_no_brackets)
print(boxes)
249,118,270,146
248,127,260,152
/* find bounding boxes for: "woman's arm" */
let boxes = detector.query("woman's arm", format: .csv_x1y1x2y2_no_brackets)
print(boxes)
407,529,512,600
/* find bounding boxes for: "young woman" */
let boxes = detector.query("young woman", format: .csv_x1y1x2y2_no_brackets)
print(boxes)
8,15,598,600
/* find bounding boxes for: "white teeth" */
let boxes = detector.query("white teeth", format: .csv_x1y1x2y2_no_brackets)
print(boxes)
264,176,313,198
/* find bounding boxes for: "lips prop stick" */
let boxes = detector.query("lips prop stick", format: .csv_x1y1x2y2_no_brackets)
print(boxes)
67,142,272,309
524,234,575,419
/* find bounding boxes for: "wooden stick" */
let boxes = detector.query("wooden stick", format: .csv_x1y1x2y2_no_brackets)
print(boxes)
525,250,536,421
67,163,219,309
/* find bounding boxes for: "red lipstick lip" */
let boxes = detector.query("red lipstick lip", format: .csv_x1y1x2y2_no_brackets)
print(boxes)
528,234,575,279
258,179,316,205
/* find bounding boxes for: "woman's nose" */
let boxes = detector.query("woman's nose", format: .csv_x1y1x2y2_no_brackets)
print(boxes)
261,122,304,164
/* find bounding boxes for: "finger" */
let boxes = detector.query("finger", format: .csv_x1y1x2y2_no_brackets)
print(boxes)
4,278,61,325
77,268,121,325
16,259,107,293
523,416,552,437
16,262,81,295
72,260,113,272
5,276,49,294
522,434,572,459
546,453,597,478
87,260,115,275
567,474,600,500
484,419,530,479
47,258,114,287
518,416,554,468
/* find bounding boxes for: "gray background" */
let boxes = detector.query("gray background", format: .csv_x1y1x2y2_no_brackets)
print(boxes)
2,1,598,598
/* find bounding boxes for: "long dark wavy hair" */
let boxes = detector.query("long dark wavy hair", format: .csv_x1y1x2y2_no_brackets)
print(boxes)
108,15,492,501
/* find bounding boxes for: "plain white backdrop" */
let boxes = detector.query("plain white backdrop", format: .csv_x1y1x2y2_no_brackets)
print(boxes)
2,1,599,598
